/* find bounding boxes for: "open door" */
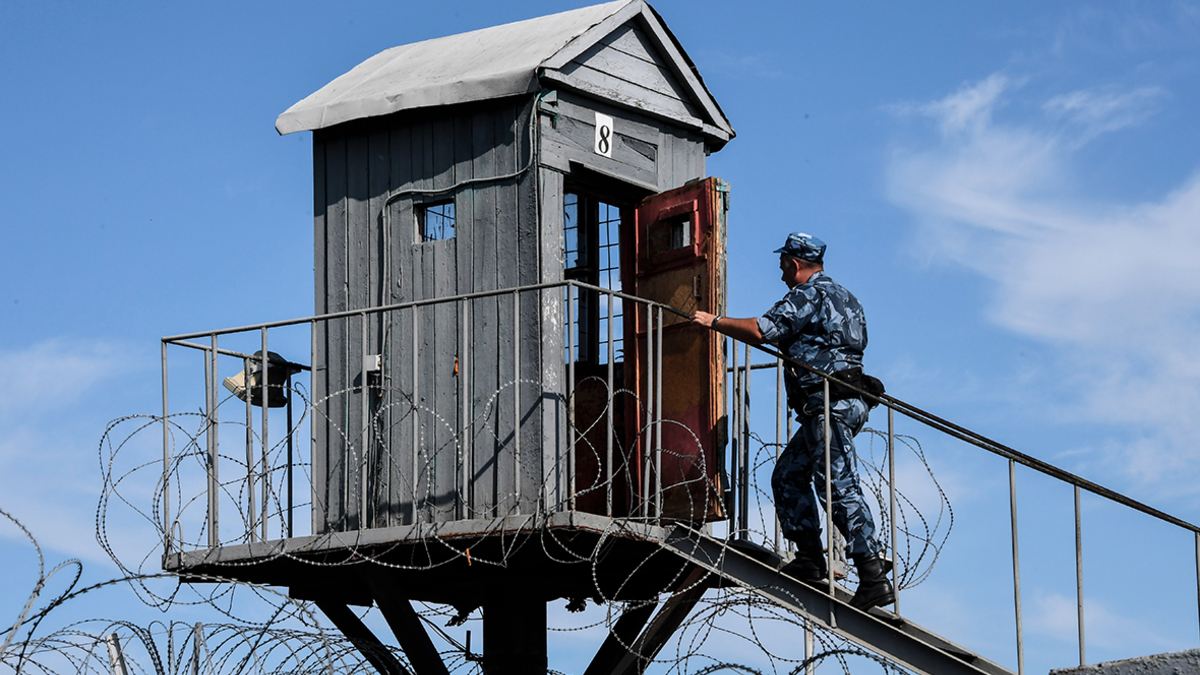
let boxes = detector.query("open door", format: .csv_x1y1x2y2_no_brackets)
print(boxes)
626,177,729,522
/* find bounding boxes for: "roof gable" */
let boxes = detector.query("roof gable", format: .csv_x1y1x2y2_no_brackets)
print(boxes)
276,1,733,145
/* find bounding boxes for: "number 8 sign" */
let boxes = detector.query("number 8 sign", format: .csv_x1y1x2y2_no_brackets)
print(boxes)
594,113,614,158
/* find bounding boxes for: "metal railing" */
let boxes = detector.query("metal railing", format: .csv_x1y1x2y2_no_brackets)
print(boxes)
159,280,718,556
159,280,1200,671
722,337,1200,673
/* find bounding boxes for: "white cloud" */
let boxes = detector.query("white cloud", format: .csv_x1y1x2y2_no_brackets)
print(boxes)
0,338,138,564
886,74,1200,495
1027,590,1181,654
0,338,125,414
1043,86,1166,144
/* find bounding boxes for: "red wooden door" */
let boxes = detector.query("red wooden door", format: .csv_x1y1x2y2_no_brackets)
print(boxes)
625,177,728,522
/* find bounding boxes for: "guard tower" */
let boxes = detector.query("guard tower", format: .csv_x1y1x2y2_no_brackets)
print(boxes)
164,2,735,673
161,5,1198,674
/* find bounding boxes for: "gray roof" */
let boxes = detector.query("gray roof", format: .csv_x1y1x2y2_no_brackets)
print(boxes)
276,0,733,144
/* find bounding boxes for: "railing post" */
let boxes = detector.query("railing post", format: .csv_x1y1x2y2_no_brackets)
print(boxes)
786,387,793,553
775,357,783,552
1075,484,1085,665
260,328,270,541
643,302,654,518
359,313,369,527
606,290,614,517
566,286,575,511
729,340,739,536
286,372,294,539
1195,531,1200,646
1010,458,1025,675
889,406,898,615
823,378,835,599
207,334,219,549
513,290,521,509
243,356,255,542
460,298,469,520
411,306,419,523
463,300,474,518
161,341,171,555
740,343,751,539
655,306,663,521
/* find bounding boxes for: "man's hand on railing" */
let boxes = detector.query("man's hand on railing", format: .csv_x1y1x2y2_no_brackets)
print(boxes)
690,310,766,345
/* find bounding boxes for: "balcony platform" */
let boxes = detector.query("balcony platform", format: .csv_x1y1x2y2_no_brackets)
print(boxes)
163,511,700,608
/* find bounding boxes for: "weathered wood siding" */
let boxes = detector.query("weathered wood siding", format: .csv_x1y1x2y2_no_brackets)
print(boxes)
559,21,702,127
312,97,550,533
539,89,706,193
311,59,709,535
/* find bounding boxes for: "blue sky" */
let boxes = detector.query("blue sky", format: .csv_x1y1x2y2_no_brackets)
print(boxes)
2,1,1200,673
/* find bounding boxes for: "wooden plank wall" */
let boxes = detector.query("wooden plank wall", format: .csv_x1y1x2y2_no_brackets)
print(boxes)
559,22,702,131
312,81,708,534
312,98,551,533
539,91,705,193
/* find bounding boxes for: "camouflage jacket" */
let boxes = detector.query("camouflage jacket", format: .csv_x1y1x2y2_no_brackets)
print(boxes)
756,271,867,403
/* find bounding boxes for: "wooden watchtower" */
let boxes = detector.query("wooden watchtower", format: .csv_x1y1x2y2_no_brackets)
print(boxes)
164,2,735,672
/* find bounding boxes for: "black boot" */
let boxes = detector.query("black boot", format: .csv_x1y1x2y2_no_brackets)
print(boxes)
780,546,827,586
851,553,895,610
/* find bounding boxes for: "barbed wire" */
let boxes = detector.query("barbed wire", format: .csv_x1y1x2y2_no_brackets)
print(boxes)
1,372,952,675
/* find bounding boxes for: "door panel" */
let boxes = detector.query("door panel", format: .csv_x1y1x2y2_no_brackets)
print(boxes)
626,177,728,522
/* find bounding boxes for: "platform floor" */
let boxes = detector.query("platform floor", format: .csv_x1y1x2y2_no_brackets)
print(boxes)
164,511,701,607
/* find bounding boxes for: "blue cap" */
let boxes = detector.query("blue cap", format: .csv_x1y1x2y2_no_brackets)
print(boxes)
773,232,826,262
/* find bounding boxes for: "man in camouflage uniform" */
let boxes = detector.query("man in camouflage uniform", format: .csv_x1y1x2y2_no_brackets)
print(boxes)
690,232,894,610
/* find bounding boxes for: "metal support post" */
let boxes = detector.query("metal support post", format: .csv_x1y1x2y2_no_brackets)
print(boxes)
161,341,171,554
513,290,521,507
1010,459,1025,675
1075,484,1085,665
207,335,219,548
740,343,750,539
192,622,204,675
566,287,575,510
286,373,294,539
889,406,898,614
260,328,269,540
655,307,663,520
729,340,739,535
462,300,472,518
775,357,783,552
411,307,419,523
606,290,614,517
243,357,255,542
823,378,835,604
804,620,815,675
360,314,369,526
643,302,654,517
105,634,129,675
786,392,793,553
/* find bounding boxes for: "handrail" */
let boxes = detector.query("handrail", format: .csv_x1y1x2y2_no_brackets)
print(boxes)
161,280,687,344
162,278,1200,534
747,342,1200,535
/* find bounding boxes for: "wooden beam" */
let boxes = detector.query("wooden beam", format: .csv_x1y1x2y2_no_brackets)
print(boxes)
315,599,412,675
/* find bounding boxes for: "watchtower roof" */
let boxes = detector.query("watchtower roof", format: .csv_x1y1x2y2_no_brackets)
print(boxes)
276,0,733,146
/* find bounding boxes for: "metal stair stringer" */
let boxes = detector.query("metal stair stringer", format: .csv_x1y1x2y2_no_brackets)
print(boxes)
659,527,1014,675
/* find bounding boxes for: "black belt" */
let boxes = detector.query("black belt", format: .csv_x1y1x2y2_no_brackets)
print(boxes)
800,368,886,406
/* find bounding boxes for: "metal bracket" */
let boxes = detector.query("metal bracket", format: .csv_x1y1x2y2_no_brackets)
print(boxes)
536,89,559,128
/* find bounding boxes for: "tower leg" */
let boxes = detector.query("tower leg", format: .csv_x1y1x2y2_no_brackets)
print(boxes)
483,595,546,675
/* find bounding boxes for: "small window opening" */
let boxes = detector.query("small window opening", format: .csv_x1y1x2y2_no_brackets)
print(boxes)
417,200,456,242
667,215,692,250
564,193,623,366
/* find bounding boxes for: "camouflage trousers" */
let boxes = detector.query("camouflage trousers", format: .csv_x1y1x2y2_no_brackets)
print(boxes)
771,395,882,558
